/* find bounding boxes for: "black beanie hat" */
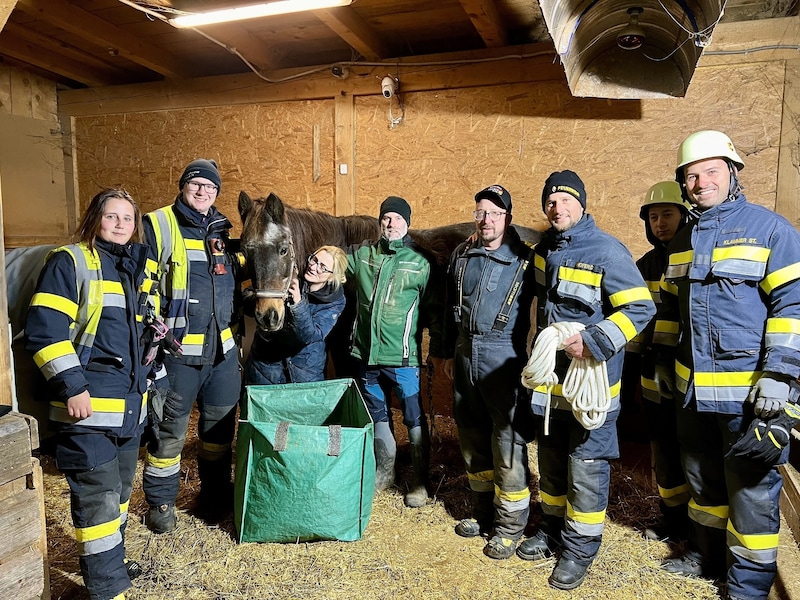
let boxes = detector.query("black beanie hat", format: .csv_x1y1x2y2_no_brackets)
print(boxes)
379,196,412,226
541,170,586,211
475,184,512,213
179,159,221,192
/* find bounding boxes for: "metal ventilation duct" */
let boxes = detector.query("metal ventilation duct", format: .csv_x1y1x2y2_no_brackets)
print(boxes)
539,0,723,99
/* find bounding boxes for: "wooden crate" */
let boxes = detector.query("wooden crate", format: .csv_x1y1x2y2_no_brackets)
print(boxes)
0,412,49,600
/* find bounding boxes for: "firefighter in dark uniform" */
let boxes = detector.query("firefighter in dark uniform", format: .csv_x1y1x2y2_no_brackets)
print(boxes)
142,159,242,532
27,188,152,600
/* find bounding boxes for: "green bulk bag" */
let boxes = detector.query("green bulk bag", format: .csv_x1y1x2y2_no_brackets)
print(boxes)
234,378,375,543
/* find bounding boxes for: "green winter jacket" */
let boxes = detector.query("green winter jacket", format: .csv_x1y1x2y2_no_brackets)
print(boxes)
347,235,435,367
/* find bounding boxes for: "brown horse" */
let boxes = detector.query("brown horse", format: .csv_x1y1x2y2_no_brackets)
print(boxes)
237,190,542,335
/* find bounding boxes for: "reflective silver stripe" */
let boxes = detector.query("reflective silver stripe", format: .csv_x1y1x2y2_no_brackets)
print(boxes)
728,540,777,565
402,297,417,360
41,354,82,380
566,517,605,537
49,404,125,427
557,280,599,305
712,258,767,279
688,504,727,529
187,249,208,262
78,531,122,557
665,262,689,279
103,294,126,309
596,319,628,350
180,343,204,357
765,332,800,350
694,385,750,403
144,462,181,478
222,336,236,355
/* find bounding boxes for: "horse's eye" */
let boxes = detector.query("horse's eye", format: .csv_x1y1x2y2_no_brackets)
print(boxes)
279,247,288,256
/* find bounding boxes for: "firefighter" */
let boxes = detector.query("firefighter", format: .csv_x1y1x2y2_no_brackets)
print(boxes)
654,130,800,599
26,188,152,600
518,170,655,590
633,181,692,542
142,159,242,532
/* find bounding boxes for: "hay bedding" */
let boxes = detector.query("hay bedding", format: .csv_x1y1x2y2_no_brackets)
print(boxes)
42,410,797,600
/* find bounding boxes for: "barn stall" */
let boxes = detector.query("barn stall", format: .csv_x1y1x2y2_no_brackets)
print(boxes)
1,2,800,598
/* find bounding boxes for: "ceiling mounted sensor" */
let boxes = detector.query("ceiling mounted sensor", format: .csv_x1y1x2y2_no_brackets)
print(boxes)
617,7,645,51
170,0,353,28
538,0,724,99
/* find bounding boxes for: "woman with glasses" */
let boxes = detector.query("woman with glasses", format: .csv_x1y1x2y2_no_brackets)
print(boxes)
244,245,347,385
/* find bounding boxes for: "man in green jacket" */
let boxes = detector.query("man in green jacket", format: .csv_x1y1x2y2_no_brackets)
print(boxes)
347,196,438,508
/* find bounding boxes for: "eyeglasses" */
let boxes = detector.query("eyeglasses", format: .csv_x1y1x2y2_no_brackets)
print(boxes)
308,254,333,274
473,209,507,222
185,181,219,195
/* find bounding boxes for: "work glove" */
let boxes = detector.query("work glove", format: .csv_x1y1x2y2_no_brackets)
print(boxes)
145,384,182,454
726,402,800,466
746,372,794,418
653,363,675,400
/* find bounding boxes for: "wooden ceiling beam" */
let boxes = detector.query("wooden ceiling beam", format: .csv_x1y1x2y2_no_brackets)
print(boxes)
0,27,120,86
14,0,193,78
313,6,390,61
200,24,284,72
0,1,18,32
458,0,509,48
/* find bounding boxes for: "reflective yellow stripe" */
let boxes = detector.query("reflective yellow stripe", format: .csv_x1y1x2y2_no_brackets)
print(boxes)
33,340,75,368
675,360,691,381
146,453,181,469
608,311,638,341
766,317,800,334
661,279,678,295
641,376,657,392
559,266,601,287
184,238,205,251
609,286,651,307
75,517,121,542
90,398,127,413
762,262,800,294
221,327,234,343
567,500,606,525
693,370,760,387
101,280,124,294
712,246,770,263
467,470,493,483
120,499,130,514
183,333,204,346
670,250,693,265
540,490,566,507
689,498,729,519
727,521,779,551
654,320,679,335
658,482,690,499
646,280,661,293
534,253,546,271
496,485,531,503
534,380,621,398
30,292,78,319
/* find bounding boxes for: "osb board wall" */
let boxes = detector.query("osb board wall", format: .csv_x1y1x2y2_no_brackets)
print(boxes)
75,99,336,227
0,67,57,121
74,62,783,261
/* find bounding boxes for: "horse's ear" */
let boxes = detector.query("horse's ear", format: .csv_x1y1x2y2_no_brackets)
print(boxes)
238,191,253,221
265,192,285,222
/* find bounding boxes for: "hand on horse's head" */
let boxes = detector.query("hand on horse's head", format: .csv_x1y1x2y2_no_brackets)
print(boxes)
288,277,301,305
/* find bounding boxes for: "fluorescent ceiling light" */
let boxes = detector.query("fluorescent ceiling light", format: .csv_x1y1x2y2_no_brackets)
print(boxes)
171,0,353,28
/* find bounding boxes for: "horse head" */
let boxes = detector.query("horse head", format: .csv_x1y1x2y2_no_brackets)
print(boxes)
239,191,296,332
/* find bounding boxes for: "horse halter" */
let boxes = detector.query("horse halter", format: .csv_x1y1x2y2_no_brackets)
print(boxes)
251,238,297,300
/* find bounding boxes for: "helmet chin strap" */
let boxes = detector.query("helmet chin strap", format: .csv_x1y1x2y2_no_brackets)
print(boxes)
727,161,742,202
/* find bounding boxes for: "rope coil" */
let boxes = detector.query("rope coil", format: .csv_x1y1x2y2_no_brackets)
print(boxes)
521,322,611,434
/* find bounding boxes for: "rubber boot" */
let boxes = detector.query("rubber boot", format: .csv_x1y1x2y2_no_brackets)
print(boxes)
373,420,397,492
404,425,429,508
146,503,176,534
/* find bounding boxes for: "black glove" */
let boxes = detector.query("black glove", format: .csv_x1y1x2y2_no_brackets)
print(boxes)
726,402,800,466
145,384,182,454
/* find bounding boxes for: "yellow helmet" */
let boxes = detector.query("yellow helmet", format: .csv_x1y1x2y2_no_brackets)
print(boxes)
675,130,744,181
639,181,690,221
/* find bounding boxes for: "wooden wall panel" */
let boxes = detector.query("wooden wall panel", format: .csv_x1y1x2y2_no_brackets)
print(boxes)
75,100,337,231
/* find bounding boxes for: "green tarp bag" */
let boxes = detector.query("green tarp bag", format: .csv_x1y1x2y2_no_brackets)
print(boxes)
234,378,375,543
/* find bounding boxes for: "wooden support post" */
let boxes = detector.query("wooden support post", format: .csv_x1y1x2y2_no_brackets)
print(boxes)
334,92,355,216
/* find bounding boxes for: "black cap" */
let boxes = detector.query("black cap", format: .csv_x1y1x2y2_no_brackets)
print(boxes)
379,196,411,226
179,159,221,192
475,184,512,213
541,170,586,211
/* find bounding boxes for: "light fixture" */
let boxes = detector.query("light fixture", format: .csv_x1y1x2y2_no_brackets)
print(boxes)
170,0,353,28
617,7,645,51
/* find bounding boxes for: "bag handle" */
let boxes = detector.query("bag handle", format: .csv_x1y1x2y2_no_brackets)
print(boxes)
273,421,342,456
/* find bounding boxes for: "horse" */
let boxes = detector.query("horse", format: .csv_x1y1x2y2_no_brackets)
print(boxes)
237,190,542,335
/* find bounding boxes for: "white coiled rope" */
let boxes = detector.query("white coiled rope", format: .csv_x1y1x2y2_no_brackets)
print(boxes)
521,322,611,435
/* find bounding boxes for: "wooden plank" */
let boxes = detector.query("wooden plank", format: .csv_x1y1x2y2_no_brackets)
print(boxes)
780,463,800,545
0,1,17,31
0,67,10,115
0,548,44,600
4,235,71,248
8,68,31,117
29,457,50,600
776,59,800,229
58,42,563,116
0,486,41,559
334,93,355,216
314,6,391,61
27,72,56,123
458,0,509,48
699,16,800,68
0,414,32,486
0,475,25,502
312,123,321,184
60,115,79,236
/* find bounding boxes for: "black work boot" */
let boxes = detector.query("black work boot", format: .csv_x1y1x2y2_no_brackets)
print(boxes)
146,503,176,534
549,556,590,590
517,529,560,563
404,425,429,508
455,490,494,537
124,558,143,580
